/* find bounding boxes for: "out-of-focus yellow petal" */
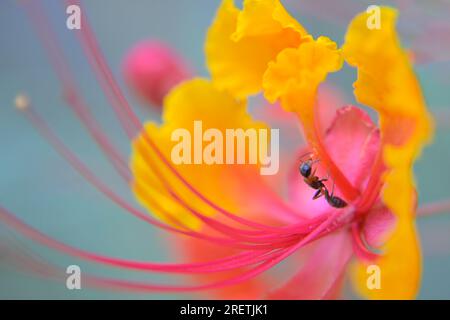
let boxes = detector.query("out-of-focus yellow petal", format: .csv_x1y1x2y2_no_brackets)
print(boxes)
232,0,306,40
205,0,307,99
262,37,359,201
130,78,270,230
344,7,434,299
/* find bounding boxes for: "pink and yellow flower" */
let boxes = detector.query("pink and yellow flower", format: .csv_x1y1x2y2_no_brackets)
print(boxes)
1,0,435,300
131,0,433,299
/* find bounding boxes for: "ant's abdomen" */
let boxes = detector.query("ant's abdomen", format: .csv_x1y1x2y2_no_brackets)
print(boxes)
329,197,347,208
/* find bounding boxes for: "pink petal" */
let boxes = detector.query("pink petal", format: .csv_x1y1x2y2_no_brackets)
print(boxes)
122,40,190,107
288,147,335,219
266,230,353,300
351,223,380,262
362,205,397,249
323,106,380,189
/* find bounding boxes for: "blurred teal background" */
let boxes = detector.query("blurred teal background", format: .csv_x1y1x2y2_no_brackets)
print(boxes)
0,0,449,299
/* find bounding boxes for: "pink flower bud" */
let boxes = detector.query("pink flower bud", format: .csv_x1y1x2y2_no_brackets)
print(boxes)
123,41,190,107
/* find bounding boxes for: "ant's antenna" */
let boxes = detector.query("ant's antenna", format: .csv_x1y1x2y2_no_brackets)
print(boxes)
298,151,313,162
298,151,321,164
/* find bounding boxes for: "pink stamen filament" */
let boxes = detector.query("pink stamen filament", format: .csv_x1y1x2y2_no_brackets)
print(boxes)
133,140,329,242
23,103,326,250
0,205,344,292
417,199,450,217
0,202,347,281
22,1,131,183
25,105,319,250
0,205,285,274
72,210,345,292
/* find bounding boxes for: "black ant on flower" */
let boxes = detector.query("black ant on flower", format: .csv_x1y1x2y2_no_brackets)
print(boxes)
298,153,347,209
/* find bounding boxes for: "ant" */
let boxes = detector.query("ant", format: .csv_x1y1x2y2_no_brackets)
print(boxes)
298,153,347,209
298,156,327,197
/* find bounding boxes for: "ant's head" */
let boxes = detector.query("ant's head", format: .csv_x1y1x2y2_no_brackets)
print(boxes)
299,161,312,178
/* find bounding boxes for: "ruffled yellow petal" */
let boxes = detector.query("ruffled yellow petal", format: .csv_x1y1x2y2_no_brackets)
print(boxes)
130,78,270,230
344,7,434,299
263,36,342,107
205,0,307,99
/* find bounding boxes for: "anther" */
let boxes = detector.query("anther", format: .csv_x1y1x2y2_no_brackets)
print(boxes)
14,94,30,111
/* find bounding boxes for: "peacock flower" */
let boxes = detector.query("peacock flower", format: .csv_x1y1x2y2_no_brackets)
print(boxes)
1,0,435,300
130,0,433,299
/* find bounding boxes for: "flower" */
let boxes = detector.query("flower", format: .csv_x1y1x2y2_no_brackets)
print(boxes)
1,0,434,300
130,0,433,299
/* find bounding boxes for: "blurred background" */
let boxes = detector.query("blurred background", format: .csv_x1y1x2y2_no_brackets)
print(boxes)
0,0,449,299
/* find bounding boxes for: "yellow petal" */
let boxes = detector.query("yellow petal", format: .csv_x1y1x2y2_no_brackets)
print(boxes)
130,78,272,230
351,216,421,299
232,0,306,40
263,36,342,106
205,0,307,99
343,7,434,299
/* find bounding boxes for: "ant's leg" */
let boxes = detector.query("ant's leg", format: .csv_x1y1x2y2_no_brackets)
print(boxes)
312,189,324,200
320,171,330,183
330,181,335,197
